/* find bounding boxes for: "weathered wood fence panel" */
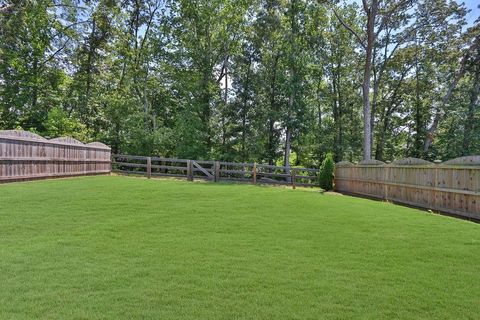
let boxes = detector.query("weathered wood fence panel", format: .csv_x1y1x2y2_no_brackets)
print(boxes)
335,157,480,219
0,130,111,182
112,154,320,188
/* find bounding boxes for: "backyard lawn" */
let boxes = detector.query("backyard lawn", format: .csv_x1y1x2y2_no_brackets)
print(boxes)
0,176,479,319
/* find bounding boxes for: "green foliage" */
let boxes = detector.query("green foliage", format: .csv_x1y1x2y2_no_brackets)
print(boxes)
43,107,91,141
319,153,335,191
0,0,477,162
275,152,298,167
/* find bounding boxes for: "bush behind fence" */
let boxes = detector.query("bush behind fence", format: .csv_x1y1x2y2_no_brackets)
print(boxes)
2,130,478,220
111,154,320,188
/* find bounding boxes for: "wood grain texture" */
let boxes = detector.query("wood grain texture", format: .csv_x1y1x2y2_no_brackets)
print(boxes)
334,158,480,219
0,130,111,183
112,154,319,187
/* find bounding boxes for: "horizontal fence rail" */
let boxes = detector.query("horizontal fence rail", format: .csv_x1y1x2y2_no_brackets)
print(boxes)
112,154,320,188
334,157,480,220
0,130,111,183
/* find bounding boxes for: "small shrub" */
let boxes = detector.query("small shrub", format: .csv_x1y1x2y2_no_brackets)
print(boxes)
319,153,335,191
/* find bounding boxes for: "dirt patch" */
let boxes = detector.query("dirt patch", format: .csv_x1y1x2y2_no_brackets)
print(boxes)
323,191,343,196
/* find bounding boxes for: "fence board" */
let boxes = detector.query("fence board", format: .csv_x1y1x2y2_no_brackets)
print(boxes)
334,157,480,219
0,130,111,183
192,161,214,180
112,154,319,187
220,169,251,175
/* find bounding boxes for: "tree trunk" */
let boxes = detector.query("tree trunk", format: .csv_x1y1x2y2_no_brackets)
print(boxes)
241,57,252,162
423,49,470,153
284,126,292,181
284,73,294,180
413,37,424,158
361,0,378,160
375,65,409,160
375,110,390,161
222,54,228,150
198,57,213,152
83,17,97,128
267,55,279,165
332,74,342,162
284,86,295,175
316,77,323,163
268,118,275,165
462,63,480,155
31,57,38,115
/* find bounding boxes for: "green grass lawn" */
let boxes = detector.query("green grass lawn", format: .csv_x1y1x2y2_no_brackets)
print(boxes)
1,176,479,319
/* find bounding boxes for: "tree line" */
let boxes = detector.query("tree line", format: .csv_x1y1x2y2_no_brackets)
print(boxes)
0,0,479,168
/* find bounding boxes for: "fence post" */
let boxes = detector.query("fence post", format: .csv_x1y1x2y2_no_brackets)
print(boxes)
146,157,152,179
187,160,193,181
214,161,220,182
384,161,390,200
253,162,257,184
291,169,296,189
433,159,441,211
83,146,87,175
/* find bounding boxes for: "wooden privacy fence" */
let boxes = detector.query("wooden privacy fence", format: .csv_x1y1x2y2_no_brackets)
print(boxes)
112,154,319,188
335,157,480,219
0,130,111,182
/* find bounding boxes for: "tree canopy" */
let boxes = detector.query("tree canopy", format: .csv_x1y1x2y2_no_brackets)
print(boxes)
1,0,479,165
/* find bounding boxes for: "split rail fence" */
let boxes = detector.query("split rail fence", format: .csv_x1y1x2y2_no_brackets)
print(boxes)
0,130,111,183
112,154,319,188
335,157,480,220
4,131,478,220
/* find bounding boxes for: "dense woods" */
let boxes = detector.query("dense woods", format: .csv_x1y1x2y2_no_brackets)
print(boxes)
0,0,479,167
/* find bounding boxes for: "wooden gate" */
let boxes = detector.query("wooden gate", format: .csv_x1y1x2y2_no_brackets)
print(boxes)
191,160,214,181
112,155,320,187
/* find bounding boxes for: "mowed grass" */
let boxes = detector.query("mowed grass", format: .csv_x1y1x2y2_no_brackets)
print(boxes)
0,176,479,319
